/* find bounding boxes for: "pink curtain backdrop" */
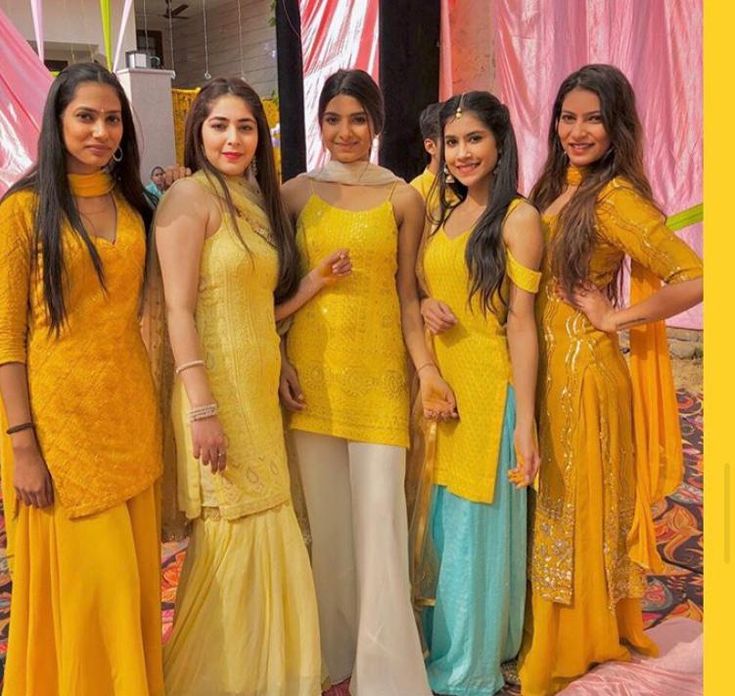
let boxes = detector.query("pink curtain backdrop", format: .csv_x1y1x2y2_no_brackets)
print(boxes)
299,0,379,170
0,7,52,196
442,0,702,329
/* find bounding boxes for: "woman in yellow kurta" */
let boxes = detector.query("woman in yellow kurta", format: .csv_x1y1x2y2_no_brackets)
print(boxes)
417,92,543,695
155,77,350,696
518,64,704,695
0,63,163,695
280,70,450,695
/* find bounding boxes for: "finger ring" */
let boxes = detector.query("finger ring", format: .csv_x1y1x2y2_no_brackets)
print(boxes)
217,451,225,458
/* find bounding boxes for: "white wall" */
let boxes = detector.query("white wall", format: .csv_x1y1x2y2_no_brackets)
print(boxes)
1,0,137,67
136,0,277,96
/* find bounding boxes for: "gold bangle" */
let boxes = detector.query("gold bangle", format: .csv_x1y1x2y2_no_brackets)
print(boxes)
176,359,205,376
416,362,436,374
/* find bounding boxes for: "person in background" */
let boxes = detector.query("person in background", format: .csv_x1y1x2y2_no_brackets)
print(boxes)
145,165,166,202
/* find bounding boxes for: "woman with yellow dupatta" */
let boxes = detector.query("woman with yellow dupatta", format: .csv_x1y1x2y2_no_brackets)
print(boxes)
518,64,703,695
0,63,163,695
155,77,350,696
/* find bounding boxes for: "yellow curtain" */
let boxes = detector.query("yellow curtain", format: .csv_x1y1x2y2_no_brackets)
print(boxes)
171,89,281,177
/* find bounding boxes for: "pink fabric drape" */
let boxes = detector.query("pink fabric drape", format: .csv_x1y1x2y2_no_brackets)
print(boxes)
0,7,52,196
442,1,702,329
299,0,379,170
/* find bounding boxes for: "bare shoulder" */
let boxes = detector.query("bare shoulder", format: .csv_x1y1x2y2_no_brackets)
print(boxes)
155,178,210,228
281,173,311,218
504,200,542,240
391,180,424,218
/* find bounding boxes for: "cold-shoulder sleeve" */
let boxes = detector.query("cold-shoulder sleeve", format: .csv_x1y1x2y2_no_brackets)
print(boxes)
0,191,34,366
597,181,702,284
506,247,541,293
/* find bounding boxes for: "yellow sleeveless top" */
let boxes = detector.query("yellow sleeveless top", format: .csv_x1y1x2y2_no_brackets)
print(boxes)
0,186,162,533
287,188,410,447
171,171,291,520
423,198,541,503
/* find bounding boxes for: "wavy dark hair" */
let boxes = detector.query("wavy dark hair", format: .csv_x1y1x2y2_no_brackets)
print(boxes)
2,62,152,333
184,77,299,302
317,69,385,140
431,91,521,316
531,64,658,300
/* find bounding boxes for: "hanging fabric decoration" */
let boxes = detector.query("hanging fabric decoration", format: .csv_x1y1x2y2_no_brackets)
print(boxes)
29,0,45,64
112,0,136,71
99,0,113,69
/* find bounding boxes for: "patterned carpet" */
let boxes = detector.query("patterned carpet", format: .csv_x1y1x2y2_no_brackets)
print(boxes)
0,391,703,691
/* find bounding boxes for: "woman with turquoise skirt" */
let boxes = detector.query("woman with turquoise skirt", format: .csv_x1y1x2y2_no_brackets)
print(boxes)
416,91,543,695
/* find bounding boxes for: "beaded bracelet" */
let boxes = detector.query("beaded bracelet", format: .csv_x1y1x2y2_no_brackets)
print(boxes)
176,359,206,376
188,403,218,423
6,421,35,435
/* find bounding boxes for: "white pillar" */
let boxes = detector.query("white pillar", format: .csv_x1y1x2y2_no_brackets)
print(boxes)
116,68,177,184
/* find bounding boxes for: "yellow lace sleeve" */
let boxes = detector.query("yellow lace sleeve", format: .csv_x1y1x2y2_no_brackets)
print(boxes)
506,246,541,294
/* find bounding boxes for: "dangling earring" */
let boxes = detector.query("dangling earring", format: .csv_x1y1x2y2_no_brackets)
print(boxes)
443,164,455,184
111,147,123,163
250,158,258,178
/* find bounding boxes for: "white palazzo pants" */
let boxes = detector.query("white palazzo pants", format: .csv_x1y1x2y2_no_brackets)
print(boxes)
292,430,431,696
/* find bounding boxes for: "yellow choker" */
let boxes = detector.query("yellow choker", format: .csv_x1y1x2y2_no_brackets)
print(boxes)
565,165,586,186
68,171,115,197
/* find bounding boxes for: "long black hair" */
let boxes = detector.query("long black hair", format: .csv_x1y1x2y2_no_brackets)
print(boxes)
432,91,521,315
183,77,299,303
2,62,152,333
531,64,656,300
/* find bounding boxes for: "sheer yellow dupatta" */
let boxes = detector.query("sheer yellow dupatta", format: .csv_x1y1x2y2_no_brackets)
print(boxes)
626,261,683,573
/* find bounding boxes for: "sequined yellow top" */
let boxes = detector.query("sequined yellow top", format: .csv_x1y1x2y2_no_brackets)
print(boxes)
0,185,161,519
171,172,291,520
423,198,541,503
532,175,703,605
287,189,409,447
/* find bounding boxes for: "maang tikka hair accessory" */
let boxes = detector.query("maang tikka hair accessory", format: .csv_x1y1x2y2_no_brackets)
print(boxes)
455,93,464,120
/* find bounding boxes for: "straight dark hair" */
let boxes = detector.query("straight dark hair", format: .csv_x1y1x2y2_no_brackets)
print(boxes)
318,69,385,138
183,77,299,303
2,62,152,333
432,91,521,316
531,64,657,300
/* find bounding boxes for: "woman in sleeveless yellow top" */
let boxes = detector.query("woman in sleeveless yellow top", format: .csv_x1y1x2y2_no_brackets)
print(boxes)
0,64,163,695
416,92,543,695
518,66,703,695
280,70,450,695
155,78,350,696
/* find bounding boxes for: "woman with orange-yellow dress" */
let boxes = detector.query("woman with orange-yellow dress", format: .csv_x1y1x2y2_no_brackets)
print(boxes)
0,63,163,695
518,64,703,695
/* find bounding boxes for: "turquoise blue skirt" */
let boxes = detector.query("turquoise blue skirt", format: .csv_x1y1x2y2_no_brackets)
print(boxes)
423,386,527,695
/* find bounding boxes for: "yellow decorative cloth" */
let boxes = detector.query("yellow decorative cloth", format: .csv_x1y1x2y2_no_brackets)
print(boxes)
287,188,410,447
67,170,115,197
0,184,162,526
531,175,703,607
170,171,291,520
422,198,540,504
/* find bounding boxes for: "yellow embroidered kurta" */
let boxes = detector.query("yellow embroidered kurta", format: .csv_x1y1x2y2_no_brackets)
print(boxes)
163,172,321,696
171,172,291,520
0,182,164,696
520,178,703,695
287,192,410,447
423,198,541,503
0,188,161,524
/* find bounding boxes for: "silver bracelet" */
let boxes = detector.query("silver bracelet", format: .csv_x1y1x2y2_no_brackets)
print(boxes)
188,402,218,422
